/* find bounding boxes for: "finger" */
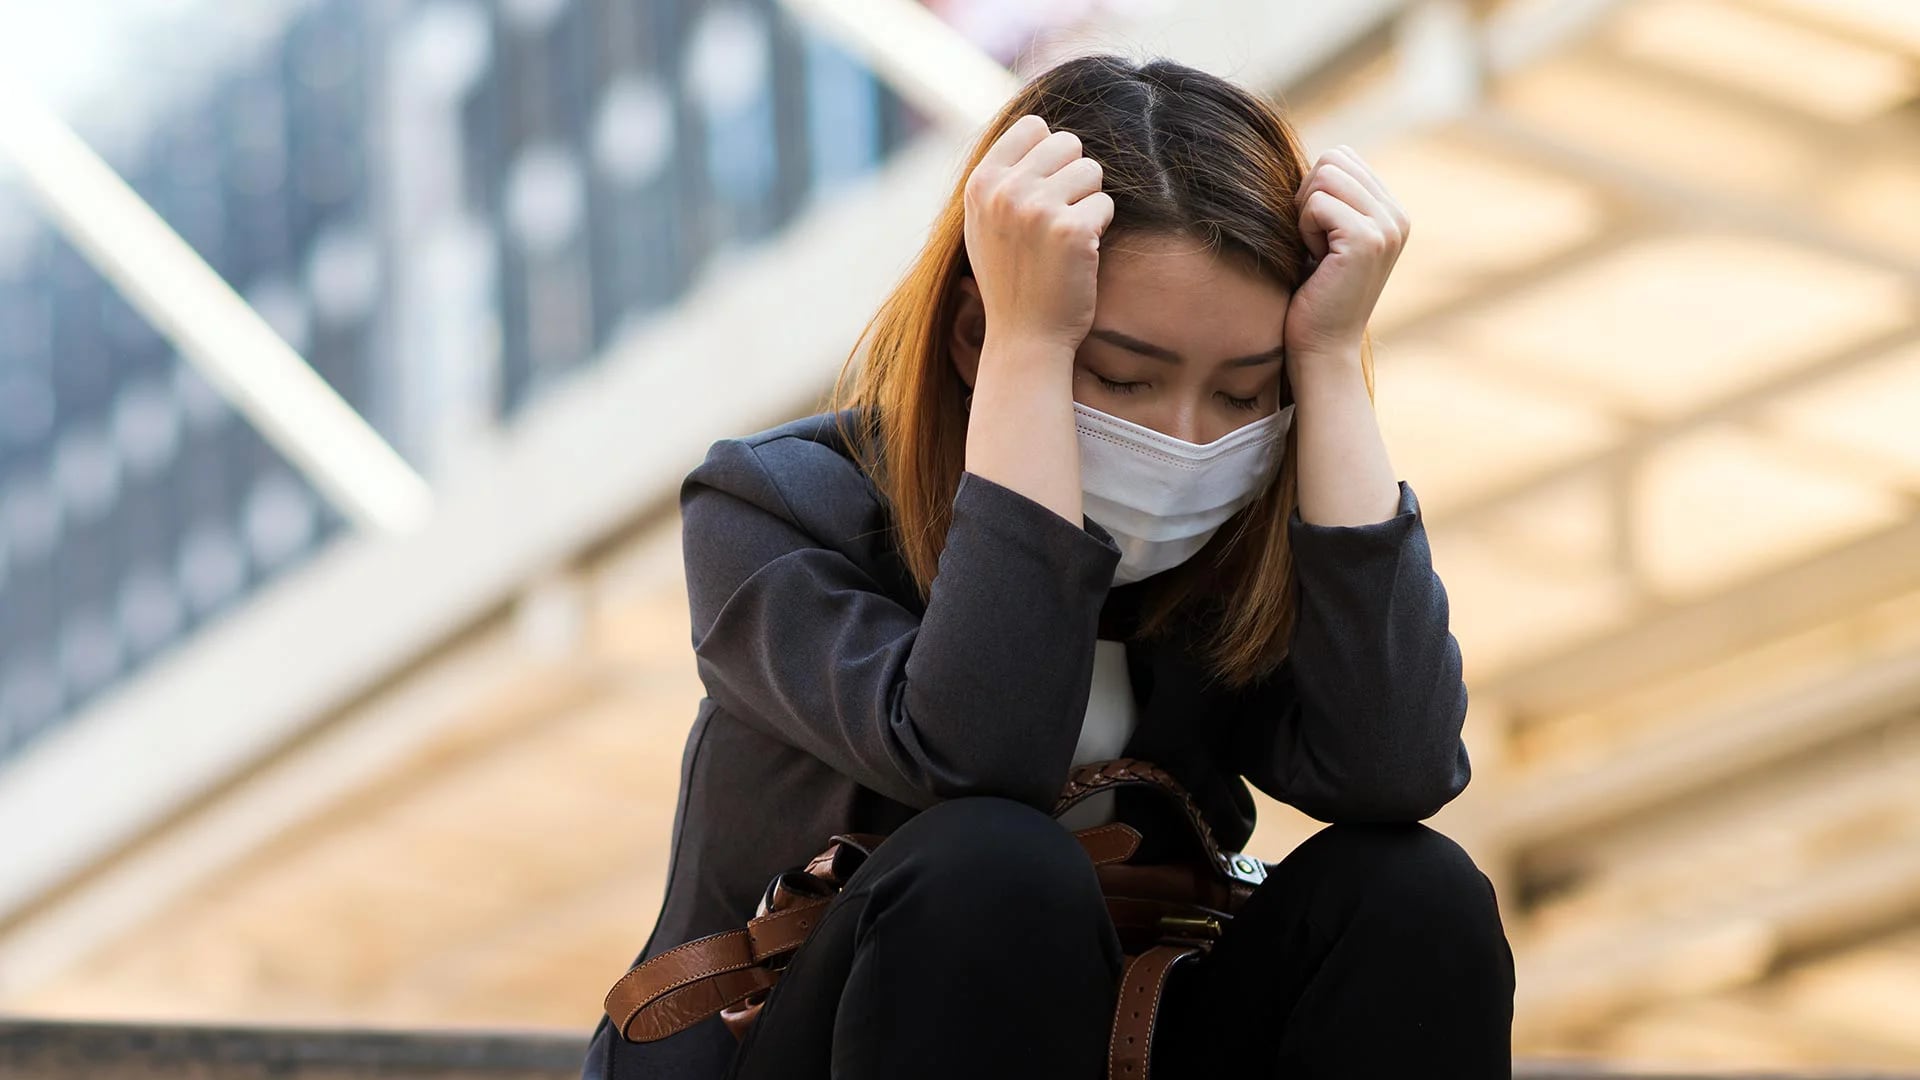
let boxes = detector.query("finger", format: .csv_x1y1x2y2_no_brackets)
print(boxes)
1320,147,1388,206
1301,162,1402,245
1300,188,1332,261
979,114,1051,170
1301,188,1385,258
1041,155,1104,204
1013,129,1086,180
1072,190,1116,237
1322,146,1409,234
1293,150,1395,217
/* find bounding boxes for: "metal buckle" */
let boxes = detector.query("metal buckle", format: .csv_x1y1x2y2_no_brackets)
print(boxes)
1157,913,1223,942
1220,852,1268,886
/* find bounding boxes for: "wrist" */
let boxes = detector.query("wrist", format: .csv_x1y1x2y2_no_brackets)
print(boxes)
1287,342,1365,392
977,333,1080,385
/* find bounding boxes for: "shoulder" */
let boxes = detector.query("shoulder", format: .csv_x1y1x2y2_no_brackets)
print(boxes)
682,407,890,551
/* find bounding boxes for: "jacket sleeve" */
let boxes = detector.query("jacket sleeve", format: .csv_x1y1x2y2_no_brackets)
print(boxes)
680,436,1122,812
1219,480,1472,823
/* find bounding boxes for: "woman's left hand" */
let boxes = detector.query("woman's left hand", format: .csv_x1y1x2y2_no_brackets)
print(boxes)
1283,146,1410,365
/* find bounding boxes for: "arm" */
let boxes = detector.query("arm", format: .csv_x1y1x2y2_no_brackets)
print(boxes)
681,436,1121,812
1221,478,1471,822
1219,142,1465,821
684,117,1115,810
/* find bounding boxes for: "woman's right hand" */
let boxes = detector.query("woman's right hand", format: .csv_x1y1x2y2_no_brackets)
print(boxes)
962,115,1115,357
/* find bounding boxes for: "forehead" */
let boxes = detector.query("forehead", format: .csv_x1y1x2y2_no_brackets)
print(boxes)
1093,232,1292,356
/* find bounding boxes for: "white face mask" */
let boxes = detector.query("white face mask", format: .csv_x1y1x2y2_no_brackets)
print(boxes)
1075,400,1292,585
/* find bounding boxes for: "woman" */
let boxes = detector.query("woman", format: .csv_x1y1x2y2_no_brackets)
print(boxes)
581,54,1514,1080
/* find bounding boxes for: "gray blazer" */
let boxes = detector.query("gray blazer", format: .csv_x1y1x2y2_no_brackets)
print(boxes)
581,407,1471,1079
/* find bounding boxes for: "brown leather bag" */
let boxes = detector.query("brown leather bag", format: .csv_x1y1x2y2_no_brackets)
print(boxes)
601,757,1270,1079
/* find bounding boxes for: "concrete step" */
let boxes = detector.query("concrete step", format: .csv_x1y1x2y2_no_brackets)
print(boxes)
2,1019,1914,1079
0,1020,583,1080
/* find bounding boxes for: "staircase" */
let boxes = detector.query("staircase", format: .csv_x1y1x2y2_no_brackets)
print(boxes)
4,1020,1918,1080
0,1020,583,1080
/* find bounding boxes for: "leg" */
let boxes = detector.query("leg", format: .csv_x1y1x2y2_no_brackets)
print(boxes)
726,795,1125,1080
1151,822,1514,1079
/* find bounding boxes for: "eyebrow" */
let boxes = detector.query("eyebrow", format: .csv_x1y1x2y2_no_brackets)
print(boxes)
1087,327,1285,368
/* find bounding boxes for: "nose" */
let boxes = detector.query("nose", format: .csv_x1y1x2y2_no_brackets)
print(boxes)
1161,404,1204,445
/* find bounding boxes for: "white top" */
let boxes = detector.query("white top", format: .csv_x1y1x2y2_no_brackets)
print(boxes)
1074,639,1139,763
1056,638,1139,830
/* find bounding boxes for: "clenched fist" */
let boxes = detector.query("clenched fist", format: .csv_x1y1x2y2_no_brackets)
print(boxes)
961,114,1116,358
1284,144,1410,365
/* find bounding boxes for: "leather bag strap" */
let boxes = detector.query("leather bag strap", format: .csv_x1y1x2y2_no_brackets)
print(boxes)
1108,944,1198,1080
1054,758,1269,890
604,820,1145,1041
1076,820,1144,865
603,900,829,1041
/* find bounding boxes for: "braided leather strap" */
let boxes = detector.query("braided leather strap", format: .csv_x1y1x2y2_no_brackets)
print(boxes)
1052,758,1267,890
1056,759,1268,1080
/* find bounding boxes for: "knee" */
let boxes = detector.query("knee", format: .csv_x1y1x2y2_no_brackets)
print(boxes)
1290,822,1503,939
875,796,1107,928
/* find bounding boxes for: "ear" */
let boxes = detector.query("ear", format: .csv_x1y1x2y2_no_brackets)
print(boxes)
949,276,986,390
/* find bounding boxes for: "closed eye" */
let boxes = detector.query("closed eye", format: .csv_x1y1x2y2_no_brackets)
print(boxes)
1098,373,1266,412
1093,373,1147,394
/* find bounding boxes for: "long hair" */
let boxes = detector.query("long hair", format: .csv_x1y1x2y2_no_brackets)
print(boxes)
825,54,1378,690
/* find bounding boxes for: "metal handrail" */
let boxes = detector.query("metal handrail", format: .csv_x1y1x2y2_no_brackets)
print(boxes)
775,0,1016,130
0,72,434,535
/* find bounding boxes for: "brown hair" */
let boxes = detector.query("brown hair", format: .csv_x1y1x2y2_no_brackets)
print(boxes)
826,53,1378,690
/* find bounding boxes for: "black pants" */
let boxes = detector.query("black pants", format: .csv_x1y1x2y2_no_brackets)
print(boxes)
725,796,1514,1079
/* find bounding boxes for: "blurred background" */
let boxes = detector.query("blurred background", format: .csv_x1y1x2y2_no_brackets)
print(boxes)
1,0,1918,1075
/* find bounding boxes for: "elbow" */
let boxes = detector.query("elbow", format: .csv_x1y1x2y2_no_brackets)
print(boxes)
1381,741,1473,822
905,697,1077,814
928,767,1064,816
1298,788,1454,825
1379,760,1471,822
863,761,1063,817
1364,676,1472,821
1293,744,1472,825
919,740,1071,815
1392,735,1474,822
